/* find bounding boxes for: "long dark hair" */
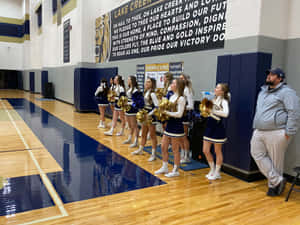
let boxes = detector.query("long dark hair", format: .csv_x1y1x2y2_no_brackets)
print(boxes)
163,72,173,93
180,73,194,94
144,78,156,94
110,76,115,89
129,76,139,94
176,78,185,97
116,75,125,89
100,78,109,96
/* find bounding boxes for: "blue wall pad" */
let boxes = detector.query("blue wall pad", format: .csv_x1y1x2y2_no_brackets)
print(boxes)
74,67,118,112
0,175,54,216
41,71,48,97
5,98,165,215
29,72,35,93
144,146,208,171
216,52,272,173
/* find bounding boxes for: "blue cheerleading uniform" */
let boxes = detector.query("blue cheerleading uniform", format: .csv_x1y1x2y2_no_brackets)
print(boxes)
114,85,126,111
164,94,186,138
125,88,144,116
182,86,194,125
95,83,109,106
203,96,229,144
143,90,159,125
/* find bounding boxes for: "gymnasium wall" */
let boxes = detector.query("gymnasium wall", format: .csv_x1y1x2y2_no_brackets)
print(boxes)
2,0,300,176
0,0,24,19
0,0,28,70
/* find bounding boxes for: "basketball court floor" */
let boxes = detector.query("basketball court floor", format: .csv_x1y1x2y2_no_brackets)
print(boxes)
1,90,300,225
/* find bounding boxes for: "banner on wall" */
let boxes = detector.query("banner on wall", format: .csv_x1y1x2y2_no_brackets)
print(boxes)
95,0,227,63
136,62,183,92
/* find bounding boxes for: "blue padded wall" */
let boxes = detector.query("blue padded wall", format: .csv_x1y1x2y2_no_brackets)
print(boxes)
216,52,272,173
74,67,118,112
30,72,35,93
41,71,48,97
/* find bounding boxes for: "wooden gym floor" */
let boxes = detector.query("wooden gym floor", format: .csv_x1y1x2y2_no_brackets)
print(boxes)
1,89,300,225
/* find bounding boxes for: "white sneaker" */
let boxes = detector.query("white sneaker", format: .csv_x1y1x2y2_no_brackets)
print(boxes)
180,157,191,164
104,130,113,136
165,171,179,178
129,142,138,148
155,166,168,175
131,149,143,155
207,173,221,180
123,138,131,144
99,123,106,128
148,154,156,162
116,130,124,136
205,170,215,178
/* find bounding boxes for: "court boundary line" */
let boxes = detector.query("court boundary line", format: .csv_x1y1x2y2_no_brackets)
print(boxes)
0,99,69,224
0,147,44,154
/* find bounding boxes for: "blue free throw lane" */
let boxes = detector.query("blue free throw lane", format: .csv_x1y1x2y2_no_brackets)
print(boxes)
2,99,165,216
0,175,54,216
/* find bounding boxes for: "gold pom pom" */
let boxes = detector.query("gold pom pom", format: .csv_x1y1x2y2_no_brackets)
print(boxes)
155,88,165,101
154,98,177,122
136,109,152,125
199,98,213,117
117,96,131,112
108,90,116,103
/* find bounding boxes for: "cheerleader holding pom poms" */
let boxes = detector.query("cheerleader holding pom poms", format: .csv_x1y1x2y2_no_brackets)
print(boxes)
155,78,186,177
202,83,230,180
123,76,144,148
179,74,194,163
95,79,109,128
132,78,158,162
104,75,126,136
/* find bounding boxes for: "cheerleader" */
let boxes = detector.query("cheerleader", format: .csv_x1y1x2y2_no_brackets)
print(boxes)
104,75,126,136
163,72,174,99
123,76,144,148
107,76,115,127
132,78,158,162
109,76,115,110
203,83,230,180
95,79,109,128
155,78,186,177
180,74,194,163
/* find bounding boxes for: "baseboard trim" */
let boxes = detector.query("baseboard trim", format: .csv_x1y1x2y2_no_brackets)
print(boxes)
222,164,265,182
54,97,73,105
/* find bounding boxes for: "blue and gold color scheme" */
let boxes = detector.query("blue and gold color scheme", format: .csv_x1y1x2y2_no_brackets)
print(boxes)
0,99,165,216
36,4,42,35
0,14,30,43
52,0,77,24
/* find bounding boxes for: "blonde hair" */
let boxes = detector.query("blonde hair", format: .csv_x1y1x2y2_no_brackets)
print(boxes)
218,83,230,102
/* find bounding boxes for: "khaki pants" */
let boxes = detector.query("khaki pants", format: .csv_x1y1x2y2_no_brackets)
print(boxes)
251,129,290,188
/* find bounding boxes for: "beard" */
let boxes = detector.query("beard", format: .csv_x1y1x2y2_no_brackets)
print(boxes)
265,81,274,86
